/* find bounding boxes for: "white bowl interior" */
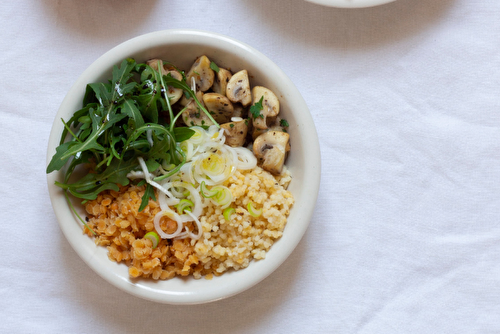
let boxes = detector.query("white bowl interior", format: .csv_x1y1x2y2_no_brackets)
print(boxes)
46,29,321,304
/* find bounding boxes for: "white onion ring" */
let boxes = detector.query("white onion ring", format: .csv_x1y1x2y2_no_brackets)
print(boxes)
153,209,184,239
187,127,206,145
159,181,203,222
175,212,202,240
185,211,203,239
179,141,194,161
137,156,179,205
233,146,257,170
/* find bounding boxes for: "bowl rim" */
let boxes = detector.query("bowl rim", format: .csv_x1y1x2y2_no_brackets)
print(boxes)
46,29,321,304
304,0,396,8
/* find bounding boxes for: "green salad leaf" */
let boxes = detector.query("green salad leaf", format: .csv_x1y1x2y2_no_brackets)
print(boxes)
47,57,219,213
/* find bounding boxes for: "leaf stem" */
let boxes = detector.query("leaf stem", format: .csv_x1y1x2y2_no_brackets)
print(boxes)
61,118,82,143
64,190,95,235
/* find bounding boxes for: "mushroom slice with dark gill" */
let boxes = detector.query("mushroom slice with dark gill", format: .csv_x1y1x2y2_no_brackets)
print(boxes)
253,131,290,175
226,70,252,107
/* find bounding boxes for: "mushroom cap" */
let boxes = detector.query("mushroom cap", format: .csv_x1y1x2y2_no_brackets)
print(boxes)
186,55,215,92
252,131,290,175
202,93,234,124
226,70,252,107
251,86,280,130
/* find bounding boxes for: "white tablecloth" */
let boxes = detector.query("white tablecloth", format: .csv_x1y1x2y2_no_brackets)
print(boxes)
2,0,500,333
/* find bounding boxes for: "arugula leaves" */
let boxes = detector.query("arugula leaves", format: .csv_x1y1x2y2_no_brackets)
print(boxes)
47,58,216,212
139,184,157,212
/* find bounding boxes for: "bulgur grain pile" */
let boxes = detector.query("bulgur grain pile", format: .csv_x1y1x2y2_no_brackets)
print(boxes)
83,166,293,280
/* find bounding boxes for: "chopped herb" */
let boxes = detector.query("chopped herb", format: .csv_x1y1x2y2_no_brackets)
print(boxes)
230,123,234,128
223,207,235,221
144,231,160,248
250,96,264,119
210,61,220,73
280,119,289,128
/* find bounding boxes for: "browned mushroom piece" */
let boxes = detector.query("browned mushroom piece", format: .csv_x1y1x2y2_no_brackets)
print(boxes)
181,91,214,127
220,118,249,147
164,69,183,105
226,70,252,107
186,55,215,92
212,67,232,96
251,86,280,130
253,131,290,175
146,58,165,72
251,116,288,140
145,59,183,105
202,93,234,124
232,104,245,118
178,92,193,108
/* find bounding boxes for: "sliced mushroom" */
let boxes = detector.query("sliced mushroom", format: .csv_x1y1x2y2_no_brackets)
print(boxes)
253,131,290,175
202,93,234,124
232,104,245,118
226,70,252,107
178,92,192,108
212,68,232,96
181,91,214,127
164,69,183,105
145,59,183,105
251,116,288,140
186,55,215,92
220,119,249,147
251,86,280,130
146,58,165,72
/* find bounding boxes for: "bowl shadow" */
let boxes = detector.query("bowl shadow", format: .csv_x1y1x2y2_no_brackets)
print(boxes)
39,0,158,40
242,0,456,50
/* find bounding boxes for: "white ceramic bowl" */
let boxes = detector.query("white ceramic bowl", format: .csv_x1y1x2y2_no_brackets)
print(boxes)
46,29,321,304
305,0,396,8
